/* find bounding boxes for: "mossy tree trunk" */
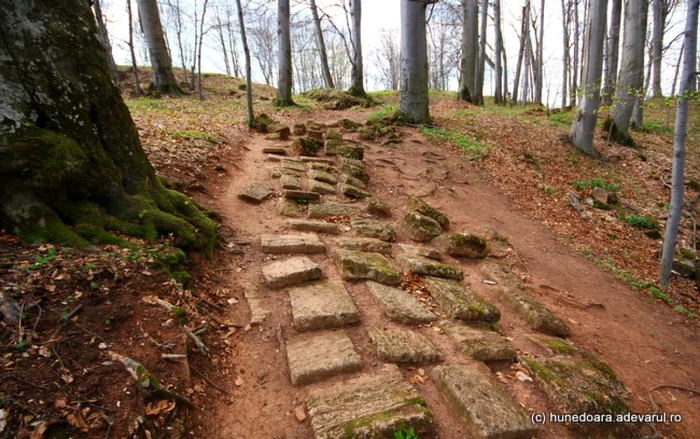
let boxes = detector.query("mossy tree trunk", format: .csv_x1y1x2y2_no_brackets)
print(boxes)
0,0,216,254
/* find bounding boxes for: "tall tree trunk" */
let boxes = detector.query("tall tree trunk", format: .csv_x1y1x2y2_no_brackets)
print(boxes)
398,0,432,124
651,0,664,97
572,0,580,106
494,0,504,104
561,0,570,108
0,0,215,252
535,0,545,105
607,0,647,145
197,0,209,100
92,0,118,85
136,0,182,94
474,0,488,105
216,15,231,76
310,0,334,89
166,0,188,82
235,0,254,126
661,0,699,287
570,0,608,156
127,0,142,97
276,0,295,106
670,40,685,97
349,0,366,97
602,0,622,105
227,19,241,77
522,1,532,105
459,0,478,102
512,5,528,104
502,42,509,101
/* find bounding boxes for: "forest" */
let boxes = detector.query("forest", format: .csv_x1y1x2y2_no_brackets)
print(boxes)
0,0,699,438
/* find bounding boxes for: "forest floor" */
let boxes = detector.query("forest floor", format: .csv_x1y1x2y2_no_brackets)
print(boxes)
0,69,698,439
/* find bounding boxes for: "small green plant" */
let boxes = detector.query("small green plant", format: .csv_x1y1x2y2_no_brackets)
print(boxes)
639,120,673,135
394,427,419,439
572,178,619,192
368,105,396,121
12,340,27,350
419,126,488,161
625,215,656,229
172,306,188,319
489,321,499,330
83,262,97,272
28,247,57,270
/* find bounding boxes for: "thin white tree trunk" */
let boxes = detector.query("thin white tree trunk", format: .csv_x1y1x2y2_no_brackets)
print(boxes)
569,0,608,156
660,0,699,287
512,5,528,104
535,0,545,105
561,0,570,108
197,0,208,100
398,0,431,124
310,0,334,89
276,0,294,106
608,0,648,144
475,0,488,105
459,0,478,102
602,0,622,105
651,0,664,97
494,0,504,104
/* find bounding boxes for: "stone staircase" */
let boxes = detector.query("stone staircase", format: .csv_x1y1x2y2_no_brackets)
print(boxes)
236,119,634,439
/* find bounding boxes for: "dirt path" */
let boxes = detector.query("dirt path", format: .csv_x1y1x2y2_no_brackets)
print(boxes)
199,109,698,439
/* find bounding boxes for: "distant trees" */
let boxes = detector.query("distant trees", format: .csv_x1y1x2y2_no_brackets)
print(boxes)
372,31,401,90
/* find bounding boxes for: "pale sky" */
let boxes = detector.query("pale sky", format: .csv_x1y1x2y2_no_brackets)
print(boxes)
104,0,689,105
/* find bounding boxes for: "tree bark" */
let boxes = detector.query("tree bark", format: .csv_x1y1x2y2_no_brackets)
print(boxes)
459,0,478,102
235,0,254,125
660,0,699,287
602,0,622,105
216,15,231,76
136,0,182,94
127,0,142,97
512,5,528,105
474,0,488,105
572,0,580,106
535,0,545,105
651,0,664,97
569,0,608,156
561,0,570,108
493,0,504,104
398,0,431,124
92,0,118,85
0,0,216,252
197,0,209,100
607,0,648,145
310,0,335,89
276,0,295,106
349,0,367,97
522,0,532,105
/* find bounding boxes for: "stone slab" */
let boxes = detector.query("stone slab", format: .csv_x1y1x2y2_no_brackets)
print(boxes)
307,364,434,439
400,256,464,281
266,154,283,162
335,237,392,255
282,159,307,172
399,244,444,261
441,321,516,361
262,147,288,155
402,212,443,242
288,220,340,235
431,364,537,439
366,197,391,216
308,202,362,219
238,182,273,203
289,282,360,331
300,156,335,164
262,256,322,288
336,249,401,286
261,234,326,254
278,199,302,218
309,162,333,172
338,174,366,190
286,330,362,386
368,328,442,363
283,190,321,201
309,170,337,185
308,179,337,195
406,195,449,229
434,232,490,258
366,281,437,324
280,174,302,190
324,138,344,156
243,283,270,326
422,276,500,322
339,183,371,199
350,218,397,242
338,156,364,169
481,263,570,337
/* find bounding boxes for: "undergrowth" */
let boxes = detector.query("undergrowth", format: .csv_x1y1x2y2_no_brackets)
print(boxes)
419,126,488,161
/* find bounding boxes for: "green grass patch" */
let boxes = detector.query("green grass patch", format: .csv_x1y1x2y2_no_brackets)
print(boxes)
639,120,673,135
169,130,223,144
367,105,396,121
419,126,488,161
625,215,656,229
572,177,619,192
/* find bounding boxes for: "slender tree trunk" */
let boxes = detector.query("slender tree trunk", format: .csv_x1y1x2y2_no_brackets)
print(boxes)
512,5,528,104
166,0,188,81
671,40,685,97
197,0,208,100
607,0,648,145
136,0,182,94
522,5,532,105
572,0,580,106
661,0,699,287
127,0,142,97
93,0,119,85
502,42,509,101
234,0,254,125
227,20,241,78
475,0,488,105
191,0,198,89
349,0,366,97
310,0,334,88
459,0,478,102
494,0,504,104
216,16,231,76
398,0,431,124
276,0,295,106
570,0,608,156
651,0,664,97
535,0,545,105
0,0,215,252
602,0,622,105
561,0,570,108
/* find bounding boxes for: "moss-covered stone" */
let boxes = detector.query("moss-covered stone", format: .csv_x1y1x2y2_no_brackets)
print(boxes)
254,113,275,133
336,249,401,286
402,212,443,242
350,218,397,242
434,232,489,258
336,144,365,160
423,276,500,322
339,163,370,183
293,123,307,135
406,195,449,229
293,137,323,156
400,256,464,281
337,118,362,130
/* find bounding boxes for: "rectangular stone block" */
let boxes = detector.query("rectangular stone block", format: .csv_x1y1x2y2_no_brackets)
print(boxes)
400,256,464,280
366,281,437,324
283,190,321,201
286,331,362,386
307,364,434,439
280,174,302,190
289,282,360,331
308,202,362,219
431,364,537,439
368,328,442,363
350,218,397,242
308,179,336,195
336,249,401,286
441,321,516,361
261,234,326,254
288,220,340,235
238,182,273,203
422,276,500,322
262,256,322,288
335,237,392,255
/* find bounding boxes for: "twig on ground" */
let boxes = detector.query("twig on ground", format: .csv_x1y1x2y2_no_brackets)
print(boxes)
190,366,231,396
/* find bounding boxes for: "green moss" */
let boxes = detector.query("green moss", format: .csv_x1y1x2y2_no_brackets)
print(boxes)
543,338,576,355
327,130,342,140
406,196,449,229
523,358,560,383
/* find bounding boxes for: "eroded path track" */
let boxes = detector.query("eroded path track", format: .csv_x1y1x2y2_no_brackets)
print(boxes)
201,110,699,439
